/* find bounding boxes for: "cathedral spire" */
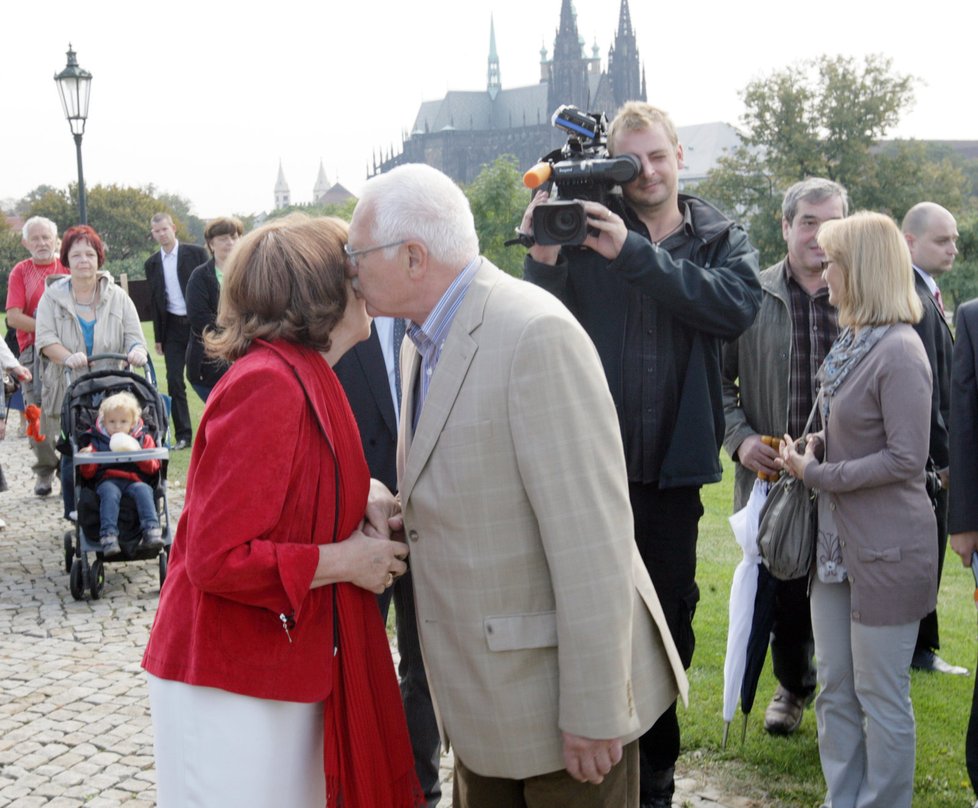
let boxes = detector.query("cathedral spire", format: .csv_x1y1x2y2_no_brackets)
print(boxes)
313,159,331,203
487,14,501,101
274,159,290,209
608,0,643,106
549,0,588,113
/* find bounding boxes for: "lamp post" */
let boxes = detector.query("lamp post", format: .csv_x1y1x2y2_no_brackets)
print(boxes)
54,44,92,225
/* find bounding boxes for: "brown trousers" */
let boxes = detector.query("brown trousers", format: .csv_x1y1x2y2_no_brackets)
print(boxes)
452,739,639,808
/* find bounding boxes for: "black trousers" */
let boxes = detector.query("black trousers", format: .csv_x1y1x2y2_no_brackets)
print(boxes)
377,570,442,806
968,637,978,797
163,314,192,443
770,575,817,697
916,487,949,652
629,483,701,798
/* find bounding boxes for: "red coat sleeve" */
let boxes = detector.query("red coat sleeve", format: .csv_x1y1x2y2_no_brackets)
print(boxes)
178,358,322,618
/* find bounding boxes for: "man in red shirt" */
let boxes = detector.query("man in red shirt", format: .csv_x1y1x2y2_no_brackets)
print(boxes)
5,216,68,496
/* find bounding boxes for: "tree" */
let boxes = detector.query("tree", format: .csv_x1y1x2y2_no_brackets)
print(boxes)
0,217,26,307
464,154,527,276
696,55,971,267
23,183,200,280
938,209,978,311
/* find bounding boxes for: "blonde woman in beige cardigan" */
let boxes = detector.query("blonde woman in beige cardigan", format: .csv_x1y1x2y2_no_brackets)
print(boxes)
780,211,935,808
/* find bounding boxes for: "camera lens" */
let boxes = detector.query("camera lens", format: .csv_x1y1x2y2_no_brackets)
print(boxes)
533,200,588,246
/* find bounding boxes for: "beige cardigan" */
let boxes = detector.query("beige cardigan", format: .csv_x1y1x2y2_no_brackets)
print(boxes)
805,324,937,626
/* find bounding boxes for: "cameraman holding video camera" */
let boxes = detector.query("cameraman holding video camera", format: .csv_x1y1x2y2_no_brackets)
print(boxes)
522,101,761,808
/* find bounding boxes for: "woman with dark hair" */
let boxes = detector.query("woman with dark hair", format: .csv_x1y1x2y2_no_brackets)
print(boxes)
142,214,422,808
185,216,243,402
35,225,148,519
779,211,936,808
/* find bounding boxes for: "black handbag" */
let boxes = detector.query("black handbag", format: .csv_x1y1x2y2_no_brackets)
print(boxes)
757,395,820,581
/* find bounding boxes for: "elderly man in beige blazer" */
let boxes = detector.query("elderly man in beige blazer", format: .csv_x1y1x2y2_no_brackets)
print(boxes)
347,163,687,808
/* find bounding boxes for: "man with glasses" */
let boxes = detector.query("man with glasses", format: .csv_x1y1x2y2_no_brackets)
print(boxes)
346,163,687,808
5,216,68,496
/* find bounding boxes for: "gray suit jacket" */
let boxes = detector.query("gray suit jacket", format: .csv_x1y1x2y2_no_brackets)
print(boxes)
396,259,687,779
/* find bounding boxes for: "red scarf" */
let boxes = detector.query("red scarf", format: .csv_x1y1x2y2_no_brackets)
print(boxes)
263,340,424,808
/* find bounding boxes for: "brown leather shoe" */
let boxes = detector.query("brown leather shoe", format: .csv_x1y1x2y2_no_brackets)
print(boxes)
764,684,811,735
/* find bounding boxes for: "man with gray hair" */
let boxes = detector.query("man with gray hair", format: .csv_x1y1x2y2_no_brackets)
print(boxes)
347,162,687,807
723,177,848,735
5,216,68,495
902,201,964,675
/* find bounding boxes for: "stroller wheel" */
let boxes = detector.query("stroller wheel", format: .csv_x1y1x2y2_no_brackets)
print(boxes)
69,559,84,601
89,559,105,600
63,531,74,574
158,549,168,589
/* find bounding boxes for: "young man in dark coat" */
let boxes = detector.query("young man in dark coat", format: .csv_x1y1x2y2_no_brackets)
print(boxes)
522,101,761,808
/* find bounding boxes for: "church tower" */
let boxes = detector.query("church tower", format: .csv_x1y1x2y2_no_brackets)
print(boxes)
313,159,331,203
274,160,290,209
547,0,589,114
607,0,644,106
487,15,501,101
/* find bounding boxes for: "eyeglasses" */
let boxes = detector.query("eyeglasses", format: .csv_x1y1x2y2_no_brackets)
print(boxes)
343,240,406,268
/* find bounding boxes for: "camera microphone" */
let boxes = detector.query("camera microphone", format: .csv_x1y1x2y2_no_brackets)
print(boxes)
523,163,553,190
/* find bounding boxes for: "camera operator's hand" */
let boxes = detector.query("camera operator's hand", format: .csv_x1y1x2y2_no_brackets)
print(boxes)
521,191,561,265
580,201,628,260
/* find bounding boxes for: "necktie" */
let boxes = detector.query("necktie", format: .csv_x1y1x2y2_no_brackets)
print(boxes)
934,288,945,317
392,318,406,407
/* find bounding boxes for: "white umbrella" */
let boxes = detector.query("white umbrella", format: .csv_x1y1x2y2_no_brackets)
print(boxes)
722,476,770,746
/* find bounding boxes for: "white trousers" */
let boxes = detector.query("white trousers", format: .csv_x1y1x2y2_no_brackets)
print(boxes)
810,577,919,808
146,673,325,808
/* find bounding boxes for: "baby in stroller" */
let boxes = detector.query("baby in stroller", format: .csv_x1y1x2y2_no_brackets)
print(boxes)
77,391,164,557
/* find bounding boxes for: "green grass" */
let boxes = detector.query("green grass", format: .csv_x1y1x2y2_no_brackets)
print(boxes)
146,319,978,805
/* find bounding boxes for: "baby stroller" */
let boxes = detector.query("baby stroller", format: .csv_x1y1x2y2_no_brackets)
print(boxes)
60,353,171,600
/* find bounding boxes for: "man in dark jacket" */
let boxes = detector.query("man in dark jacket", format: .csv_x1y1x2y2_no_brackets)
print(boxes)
902,201,965,675
144,213,207,450
522,101,761,808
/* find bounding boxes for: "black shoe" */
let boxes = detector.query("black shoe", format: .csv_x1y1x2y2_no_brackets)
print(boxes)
172,438,190,451
911,648,968,675
641,766,675,808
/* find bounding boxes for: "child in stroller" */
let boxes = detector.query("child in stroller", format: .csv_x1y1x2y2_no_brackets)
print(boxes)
77,391,164,557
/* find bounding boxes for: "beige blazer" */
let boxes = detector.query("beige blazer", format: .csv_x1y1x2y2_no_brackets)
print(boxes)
397,260,688,779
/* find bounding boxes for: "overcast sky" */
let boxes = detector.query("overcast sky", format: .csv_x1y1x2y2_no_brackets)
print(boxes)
1,0,974,220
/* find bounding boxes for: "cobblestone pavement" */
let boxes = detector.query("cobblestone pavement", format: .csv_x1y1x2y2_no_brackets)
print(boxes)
0,431,750,807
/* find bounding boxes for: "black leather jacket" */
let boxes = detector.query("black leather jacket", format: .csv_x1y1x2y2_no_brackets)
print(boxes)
525,193,761,488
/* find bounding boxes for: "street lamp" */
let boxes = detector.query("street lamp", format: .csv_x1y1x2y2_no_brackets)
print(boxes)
54,44,92,225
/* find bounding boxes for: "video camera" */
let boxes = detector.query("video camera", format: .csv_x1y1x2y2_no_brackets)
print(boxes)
523,105,639,246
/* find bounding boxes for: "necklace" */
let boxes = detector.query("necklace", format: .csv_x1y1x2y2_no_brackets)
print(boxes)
72,285,97,309
652,219,683,246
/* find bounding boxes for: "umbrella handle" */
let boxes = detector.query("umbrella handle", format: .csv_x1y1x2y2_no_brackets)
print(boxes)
722,721,730,750
741,713,749,744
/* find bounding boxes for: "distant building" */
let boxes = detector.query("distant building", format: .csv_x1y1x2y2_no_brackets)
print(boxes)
271,159,356,211
370,0,650,185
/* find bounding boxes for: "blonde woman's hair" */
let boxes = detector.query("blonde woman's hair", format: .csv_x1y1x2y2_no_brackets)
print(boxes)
98,391,142,425
206,214,350,362
817,211,922,327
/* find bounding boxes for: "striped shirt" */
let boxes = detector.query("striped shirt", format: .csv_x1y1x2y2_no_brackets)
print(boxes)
407,256,481,428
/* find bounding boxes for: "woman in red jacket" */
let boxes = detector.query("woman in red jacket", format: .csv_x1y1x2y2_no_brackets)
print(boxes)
142,214,422,808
